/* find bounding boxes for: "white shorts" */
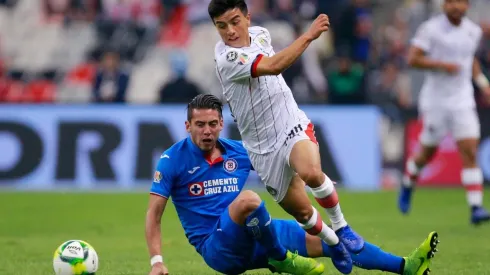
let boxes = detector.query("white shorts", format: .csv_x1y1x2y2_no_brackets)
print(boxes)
420,108,480,146
248,119,318,202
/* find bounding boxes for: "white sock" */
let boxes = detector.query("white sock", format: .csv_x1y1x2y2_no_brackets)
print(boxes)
403,159,421,188
461,168,483,207
297,207,339,245
310,174,348,231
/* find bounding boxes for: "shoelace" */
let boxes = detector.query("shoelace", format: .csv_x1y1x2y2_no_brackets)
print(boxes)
290,251,300,268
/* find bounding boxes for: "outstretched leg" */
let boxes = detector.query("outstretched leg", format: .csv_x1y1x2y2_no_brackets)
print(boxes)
228,190,324,275
289,139,364,253
271,219,440,275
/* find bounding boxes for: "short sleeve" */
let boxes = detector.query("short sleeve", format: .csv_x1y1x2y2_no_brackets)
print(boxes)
475,25,483,46
149,153,175,198
216,48,264,82
411,22,432,51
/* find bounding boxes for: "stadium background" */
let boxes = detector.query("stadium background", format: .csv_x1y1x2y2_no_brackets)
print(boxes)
1,0,490,190
1,1,490,274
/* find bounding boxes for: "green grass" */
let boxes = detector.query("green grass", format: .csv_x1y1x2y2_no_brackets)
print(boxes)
0,189,489,274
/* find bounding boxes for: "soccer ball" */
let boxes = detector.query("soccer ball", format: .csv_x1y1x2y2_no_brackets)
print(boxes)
53,240,99,275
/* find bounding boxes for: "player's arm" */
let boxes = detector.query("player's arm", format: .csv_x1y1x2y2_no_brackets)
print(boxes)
146,195,168,261
146,159,174,275
407,22,458,73
472,57,490,101
253,14,330,77
472,57,489,87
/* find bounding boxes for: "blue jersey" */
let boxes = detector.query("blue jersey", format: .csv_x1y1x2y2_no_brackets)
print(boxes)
150,137,253,252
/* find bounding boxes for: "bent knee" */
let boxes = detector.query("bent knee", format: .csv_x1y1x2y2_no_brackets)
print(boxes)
234,190,262,215
298,167,324,186
293,207,314,224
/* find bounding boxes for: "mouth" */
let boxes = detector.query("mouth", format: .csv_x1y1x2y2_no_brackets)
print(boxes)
228,37,239,42
202,138,213,144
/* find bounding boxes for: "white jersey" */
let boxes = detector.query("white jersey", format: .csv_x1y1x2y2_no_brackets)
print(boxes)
215,26,306,154
412,14,482,111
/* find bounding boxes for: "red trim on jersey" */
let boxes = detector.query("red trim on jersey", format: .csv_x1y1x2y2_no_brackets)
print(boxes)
205,156,223,166
305,123,318,144
465,184,483,192
251,54,264,78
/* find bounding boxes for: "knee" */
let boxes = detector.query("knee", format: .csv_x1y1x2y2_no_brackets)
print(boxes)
235,190,262,216
298,166,324,187
463,147,478,162
293,206,314,224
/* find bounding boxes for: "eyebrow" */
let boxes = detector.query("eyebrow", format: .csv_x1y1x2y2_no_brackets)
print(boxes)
215,15,241,25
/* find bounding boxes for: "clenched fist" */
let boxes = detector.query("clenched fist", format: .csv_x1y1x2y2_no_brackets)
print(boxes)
305,14,330,41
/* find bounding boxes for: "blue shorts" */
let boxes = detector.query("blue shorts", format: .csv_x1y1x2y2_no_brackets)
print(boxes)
199,207,307,275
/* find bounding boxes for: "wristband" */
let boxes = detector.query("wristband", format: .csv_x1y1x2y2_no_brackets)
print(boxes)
476,73,490,89
151,255,163,266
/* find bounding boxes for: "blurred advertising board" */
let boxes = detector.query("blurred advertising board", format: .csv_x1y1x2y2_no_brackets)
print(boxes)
0,105,381,191
404,109,490,186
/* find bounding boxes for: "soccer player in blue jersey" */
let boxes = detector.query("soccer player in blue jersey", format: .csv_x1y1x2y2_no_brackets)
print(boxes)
145,94,439,275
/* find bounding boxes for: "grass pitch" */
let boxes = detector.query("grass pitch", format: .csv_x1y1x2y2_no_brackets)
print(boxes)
0,189,489,274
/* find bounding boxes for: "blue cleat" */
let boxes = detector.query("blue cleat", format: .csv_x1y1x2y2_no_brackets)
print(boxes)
398,186,413,215
471,206,490,225
327,242,352,274
335,225,365,254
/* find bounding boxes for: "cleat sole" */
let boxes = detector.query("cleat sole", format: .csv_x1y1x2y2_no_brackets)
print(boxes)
427,232,439,259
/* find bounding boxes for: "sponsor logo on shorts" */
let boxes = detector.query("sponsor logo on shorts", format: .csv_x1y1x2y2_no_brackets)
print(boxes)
266,186,277,196
284,124,305,146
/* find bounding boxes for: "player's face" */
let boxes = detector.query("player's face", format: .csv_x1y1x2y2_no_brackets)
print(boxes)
443,0,468,23
213,8,251,48
186,109,224,152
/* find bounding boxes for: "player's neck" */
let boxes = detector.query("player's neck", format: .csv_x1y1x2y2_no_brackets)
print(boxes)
203,144,223,162
445,15,462,26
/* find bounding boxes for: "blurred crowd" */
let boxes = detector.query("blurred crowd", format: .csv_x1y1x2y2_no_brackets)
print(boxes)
1,0,490,114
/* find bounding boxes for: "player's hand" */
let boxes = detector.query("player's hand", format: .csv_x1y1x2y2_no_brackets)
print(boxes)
440,62,460,74
481,86,490,104
149,262,169,275
305,14,330,41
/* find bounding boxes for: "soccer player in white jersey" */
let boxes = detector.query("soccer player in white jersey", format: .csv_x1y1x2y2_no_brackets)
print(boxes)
208,1,364,272
399,0,490,225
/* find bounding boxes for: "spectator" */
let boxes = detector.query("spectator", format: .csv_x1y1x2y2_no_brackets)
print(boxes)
159,50,202,103
92,51,129,103
333,0,372,64
368,62,411,122
326,52,366,105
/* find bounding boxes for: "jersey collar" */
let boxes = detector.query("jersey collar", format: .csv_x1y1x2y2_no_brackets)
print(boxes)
186,137,229,166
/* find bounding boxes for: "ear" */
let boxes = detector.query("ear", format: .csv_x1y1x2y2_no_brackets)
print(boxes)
246,12,251,26
219,117,224,129
185,121,191,133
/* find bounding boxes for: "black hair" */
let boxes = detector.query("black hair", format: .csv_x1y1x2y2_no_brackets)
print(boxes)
208,0,248,21
187,94,223,121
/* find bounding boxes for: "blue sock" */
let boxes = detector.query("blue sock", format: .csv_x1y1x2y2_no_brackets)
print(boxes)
322,241,403,274
245,202,287,261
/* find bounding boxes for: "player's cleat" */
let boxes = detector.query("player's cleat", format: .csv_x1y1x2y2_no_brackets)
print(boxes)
268,250,325,275
471,206,490,225
402,231,439,275
398,185,413,215
335,225,365,254
327,242,353,274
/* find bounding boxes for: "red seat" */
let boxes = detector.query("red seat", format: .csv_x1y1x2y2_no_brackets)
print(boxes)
4,80,25,103
23,80,56,103
66,62,97,85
